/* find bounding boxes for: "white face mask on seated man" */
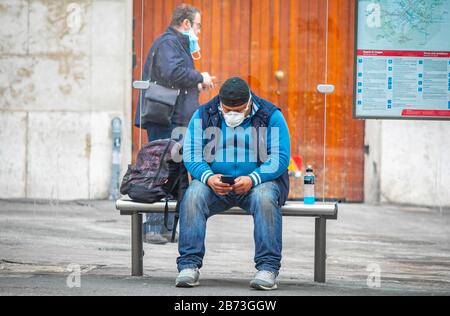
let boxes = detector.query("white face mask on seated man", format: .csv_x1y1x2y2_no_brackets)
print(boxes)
219,95,252,128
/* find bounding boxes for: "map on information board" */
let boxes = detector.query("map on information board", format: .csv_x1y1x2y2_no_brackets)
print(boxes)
354,0,450,119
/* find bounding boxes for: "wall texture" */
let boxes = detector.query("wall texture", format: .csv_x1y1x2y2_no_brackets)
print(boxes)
0,0,133,200
365,120,450,208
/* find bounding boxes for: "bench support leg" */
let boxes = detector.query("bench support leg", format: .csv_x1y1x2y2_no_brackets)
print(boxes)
314,217,327,283
131,213,143,276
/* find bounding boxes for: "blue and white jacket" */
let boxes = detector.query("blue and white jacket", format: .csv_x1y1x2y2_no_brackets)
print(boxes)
183,93,291,205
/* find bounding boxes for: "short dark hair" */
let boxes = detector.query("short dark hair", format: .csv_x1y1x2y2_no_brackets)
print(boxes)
219,77,251,107
170,4,200,27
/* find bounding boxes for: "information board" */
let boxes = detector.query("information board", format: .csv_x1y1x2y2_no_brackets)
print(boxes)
354,0,450,119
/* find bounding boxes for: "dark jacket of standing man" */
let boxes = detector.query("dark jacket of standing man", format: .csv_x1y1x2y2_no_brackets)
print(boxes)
134,5,214,128
134,4,215,245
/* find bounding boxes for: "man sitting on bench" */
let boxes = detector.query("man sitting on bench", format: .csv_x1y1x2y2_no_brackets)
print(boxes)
176,77,291,290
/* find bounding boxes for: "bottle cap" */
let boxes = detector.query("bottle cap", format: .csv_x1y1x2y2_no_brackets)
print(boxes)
306,165,313,172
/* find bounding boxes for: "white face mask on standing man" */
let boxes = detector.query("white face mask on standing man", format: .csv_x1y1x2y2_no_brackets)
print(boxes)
182,27,201,60
181,15,202,60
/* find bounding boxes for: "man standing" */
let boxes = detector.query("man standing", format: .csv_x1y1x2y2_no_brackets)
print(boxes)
135,4,215,244
176,77,291,290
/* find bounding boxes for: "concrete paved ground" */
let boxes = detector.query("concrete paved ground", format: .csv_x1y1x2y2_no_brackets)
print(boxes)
0,199,449,296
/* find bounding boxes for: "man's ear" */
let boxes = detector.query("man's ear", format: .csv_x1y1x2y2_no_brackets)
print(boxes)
182,19,191,30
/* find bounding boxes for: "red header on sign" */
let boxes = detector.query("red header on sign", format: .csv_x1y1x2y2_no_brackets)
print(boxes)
357,50,450,58
402,110,450,117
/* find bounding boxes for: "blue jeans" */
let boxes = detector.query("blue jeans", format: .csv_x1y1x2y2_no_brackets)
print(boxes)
145,124,179,234
177,180,283,273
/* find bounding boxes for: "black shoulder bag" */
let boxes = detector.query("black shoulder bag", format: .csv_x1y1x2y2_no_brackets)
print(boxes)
142,43,180,127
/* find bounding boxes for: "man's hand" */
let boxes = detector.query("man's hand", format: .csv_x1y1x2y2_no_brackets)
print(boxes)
207,174,233,196
232,176,253,195
200,72,216,91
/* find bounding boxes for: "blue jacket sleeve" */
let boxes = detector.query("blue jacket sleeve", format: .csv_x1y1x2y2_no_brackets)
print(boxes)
157,40,204,89
248,110,291,186
183,110,214,184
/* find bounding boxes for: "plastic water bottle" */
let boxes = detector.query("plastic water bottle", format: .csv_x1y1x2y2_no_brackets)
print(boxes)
304,165,315,204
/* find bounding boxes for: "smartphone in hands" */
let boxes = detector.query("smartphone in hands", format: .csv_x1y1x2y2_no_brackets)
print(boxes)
221,175,235,185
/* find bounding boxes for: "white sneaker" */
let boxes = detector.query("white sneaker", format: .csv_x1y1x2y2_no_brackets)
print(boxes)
250,271,278,290
175,268,200,288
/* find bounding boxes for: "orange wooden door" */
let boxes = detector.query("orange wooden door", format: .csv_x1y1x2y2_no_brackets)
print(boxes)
132,0,364,202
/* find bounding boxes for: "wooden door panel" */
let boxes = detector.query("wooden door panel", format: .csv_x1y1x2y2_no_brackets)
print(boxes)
132,0,364,201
